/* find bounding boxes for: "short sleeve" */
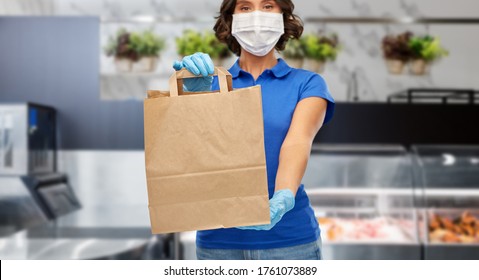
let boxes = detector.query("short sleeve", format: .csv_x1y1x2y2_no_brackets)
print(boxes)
298,73,335,124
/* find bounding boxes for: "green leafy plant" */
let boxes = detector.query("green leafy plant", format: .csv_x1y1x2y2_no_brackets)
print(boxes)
204,31,231,59
129,30,166,57
282,39,305,59
176,29,231,59
104,28,139,61
408,35,448,62
176,30,204,57
301,33,340,62
104,28,166,60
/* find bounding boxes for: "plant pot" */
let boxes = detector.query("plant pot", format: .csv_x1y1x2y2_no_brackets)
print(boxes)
114,57,133,72
304,59,326,73
409,59,429,75
133,56,159,73
284,58,304,69
385,59,405,75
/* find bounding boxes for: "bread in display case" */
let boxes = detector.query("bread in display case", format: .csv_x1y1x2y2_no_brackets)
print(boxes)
412,145,479,259
303,145,421,259
428,210,479,244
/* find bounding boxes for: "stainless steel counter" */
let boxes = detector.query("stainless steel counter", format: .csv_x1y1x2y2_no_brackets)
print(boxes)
0,150,167,260
0,229,150,260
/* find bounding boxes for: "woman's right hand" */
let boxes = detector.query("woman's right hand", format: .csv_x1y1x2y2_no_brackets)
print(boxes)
172,52,214,92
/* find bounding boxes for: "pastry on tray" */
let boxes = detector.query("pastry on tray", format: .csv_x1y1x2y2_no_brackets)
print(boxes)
428,211,479,244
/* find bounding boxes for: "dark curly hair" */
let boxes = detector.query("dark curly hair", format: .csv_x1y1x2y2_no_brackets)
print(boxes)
214,0,304,56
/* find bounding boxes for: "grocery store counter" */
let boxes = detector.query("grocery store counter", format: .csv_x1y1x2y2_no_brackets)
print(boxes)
2,148,478,260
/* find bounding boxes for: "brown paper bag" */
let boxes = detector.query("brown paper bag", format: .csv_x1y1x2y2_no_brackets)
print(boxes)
144,67,270,234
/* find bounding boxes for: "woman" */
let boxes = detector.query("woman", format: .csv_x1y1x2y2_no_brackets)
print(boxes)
173,0,335,260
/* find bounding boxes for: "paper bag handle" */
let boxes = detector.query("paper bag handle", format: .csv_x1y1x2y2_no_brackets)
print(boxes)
169,67,233,97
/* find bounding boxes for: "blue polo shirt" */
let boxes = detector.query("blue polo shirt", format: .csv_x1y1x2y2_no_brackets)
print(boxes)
196,58,335,250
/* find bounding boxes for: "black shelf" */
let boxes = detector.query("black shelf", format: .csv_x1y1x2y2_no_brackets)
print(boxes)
387,88,479,105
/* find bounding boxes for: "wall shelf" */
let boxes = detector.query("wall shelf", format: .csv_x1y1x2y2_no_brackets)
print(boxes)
100,72,169,78
100,16,215,24
304,17,479,25
100,16,479,25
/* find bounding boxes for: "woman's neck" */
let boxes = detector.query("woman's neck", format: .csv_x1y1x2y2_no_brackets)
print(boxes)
238,50,278,80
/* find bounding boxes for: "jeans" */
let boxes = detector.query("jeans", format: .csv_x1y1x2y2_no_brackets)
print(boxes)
196,238,322,260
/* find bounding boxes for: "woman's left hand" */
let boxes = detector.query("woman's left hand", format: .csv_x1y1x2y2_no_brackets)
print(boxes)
172,52,214,92
237,189,295,231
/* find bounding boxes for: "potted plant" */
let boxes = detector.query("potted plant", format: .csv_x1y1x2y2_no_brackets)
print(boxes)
301,32,339,73
176,29,204,59
282,39,305,68
381,31,413,75
104,28,139,72
176,30,231,67
129,30,166,72
408,35,448,75
204,31,232,67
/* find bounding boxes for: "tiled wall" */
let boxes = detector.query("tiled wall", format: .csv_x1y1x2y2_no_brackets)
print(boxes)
2,0,479,101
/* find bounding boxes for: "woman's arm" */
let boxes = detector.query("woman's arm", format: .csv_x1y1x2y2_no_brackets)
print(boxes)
274,97,328,196
237,97,328,231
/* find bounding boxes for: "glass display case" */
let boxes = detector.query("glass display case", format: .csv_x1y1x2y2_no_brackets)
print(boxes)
303,144,420,260
411,145,479,260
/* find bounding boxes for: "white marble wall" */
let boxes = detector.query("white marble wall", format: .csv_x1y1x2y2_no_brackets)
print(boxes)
3,0,478,17
2,0,479,101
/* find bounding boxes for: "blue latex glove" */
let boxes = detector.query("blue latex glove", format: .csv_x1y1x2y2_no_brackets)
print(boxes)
172,52,214,92
237,189,295,231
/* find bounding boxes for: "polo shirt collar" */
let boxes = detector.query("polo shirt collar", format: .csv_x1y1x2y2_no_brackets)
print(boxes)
228,58,292,79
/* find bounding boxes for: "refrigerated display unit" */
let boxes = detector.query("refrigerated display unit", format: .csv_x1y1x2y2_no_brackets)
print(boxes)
412,145,479,260
303,144,421,260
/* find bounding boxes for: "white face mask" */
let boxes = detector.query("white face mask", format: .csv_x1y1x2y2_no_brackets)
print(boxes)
232,11,284,57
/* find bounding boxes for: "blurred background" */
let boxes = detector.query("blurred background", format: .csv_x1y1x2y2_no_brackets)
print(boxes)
1,0,479,260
